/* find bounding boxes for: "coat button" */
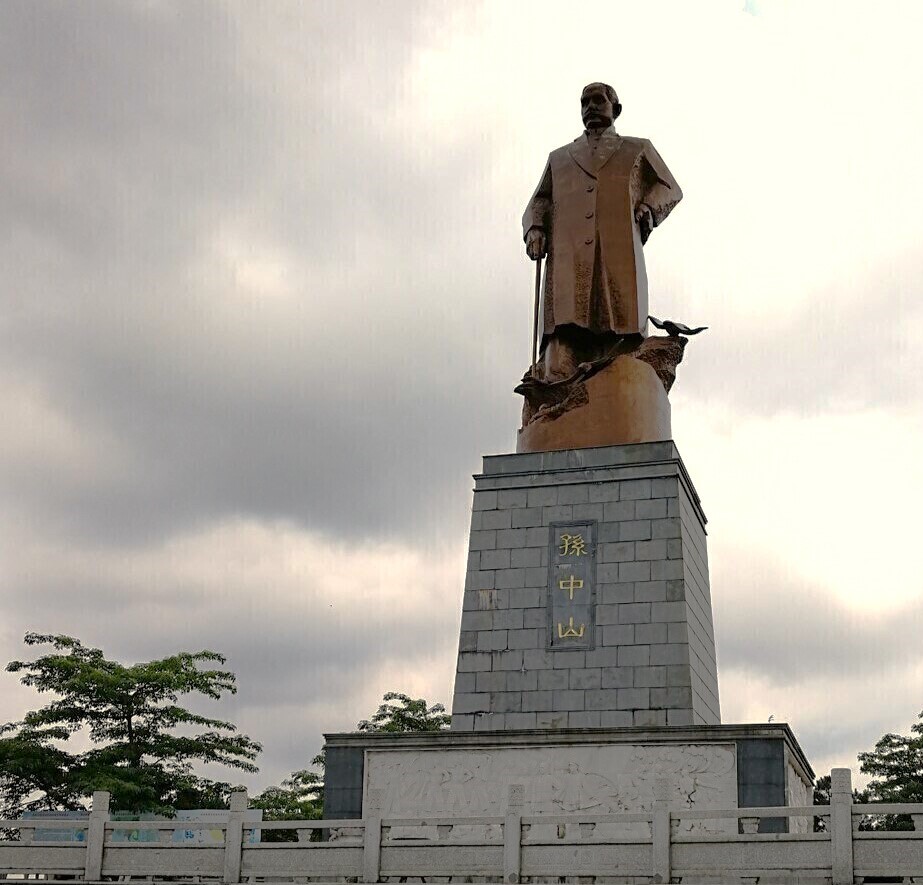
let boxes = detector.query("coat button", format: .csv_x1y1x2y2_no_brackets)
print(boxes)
586,185,595,192
584,237,593,245
585,211,594,219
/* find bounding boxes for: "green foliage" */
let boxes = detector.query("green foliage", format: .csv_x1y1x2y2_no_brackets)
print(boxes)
252,759,324,842
858,710,923,831
811,774,871,832
0,723,80,817
253,691,449,830
1,633,261,815
357,691,451,733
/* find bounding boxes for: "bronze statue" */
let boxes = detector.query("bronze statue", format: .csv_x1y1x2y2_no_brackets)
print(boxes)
523,82,682,381
516,84,694,454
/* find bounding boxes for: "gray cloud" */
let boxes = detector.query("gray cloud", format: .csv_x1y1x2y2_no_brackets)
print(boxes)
3,0,923,791
715,560,923,684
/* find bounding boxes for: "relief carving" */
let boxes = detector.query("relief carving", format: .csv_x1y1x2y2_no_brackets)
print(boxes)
366,743,737,838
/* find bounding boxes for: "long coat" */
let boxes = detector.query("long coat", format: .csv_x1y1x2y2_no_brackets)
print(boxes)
523,128,682,341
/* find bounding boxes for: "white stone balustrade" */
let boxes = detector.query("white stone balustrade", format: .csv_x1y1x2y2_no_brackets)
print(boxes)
3,769,923,883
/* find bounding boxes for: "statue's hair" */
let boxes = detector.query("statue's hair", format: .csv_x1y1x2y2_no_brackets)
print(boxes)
581,82,622,119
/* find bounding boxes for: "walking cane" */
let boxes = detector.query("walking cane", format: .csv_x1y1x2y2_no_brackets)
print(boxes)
531,254,543,378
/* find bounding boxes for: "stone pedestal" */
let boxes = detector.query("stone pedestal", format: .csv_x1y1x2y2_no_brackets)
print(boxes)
518,354,672,453
323,724,815,836
451,441,720,730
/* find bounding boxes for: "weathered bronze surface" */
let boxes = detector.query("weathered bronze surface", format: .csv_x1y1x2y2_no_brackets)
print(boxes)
515,336,685,453
517,83,689,453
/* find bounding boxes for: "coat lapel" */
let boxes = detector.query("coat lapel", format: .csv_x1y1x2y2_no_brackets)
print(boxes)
568,128,622,177
568,137,596,178
592,130,622,174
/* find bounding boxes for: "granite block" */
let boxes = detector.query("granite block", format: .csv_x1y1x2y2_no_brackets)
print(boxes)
492,650,524,670
507,628,540,649
492,609,525,630
572,503,605,520
552,651,586,669
618,645,650,667
617,602,651,624
521,691,556,712
636,498,667,519
481,509,512,530
620,479,652,500
498,488,529,509
650,643,689,665
472,490,498,511
617,688,651,709
481,548,511,570
570,668,602,690
469,530,497,551
634,709,667,726
601,542,635,563
557,485,590,505
453,693,490,713
600,710,634,727
476,671,508,692
511,547,542,568
633,665,668,687
476,630,508,652
635,623,669,644
553,689,585,711
619,561,651,582
527,486,558,507
506,670,538,692
512,507,544,528
490,691,523,713
634,540,668,561
543,505,573,523
597,583,635,605
620,520,652,541
601,666,634,688
538,669,570,691
603,501,636,521
651,686,693,709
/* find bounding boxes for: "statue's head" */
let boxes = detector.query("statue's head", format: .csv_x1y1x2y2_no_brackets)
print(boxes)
581,82,621,129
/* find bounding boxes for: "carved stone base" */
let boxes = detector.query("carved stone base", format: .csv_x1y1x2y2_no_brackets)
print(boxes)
323,724,816,836
517,351,672,454
515,335,687,455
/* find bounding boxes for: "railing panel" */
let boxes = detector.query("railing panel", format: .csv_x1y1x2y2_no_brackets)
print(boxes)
241,844,363,878
673,838,831,876
521,842,651,877
379,843,503,877
854,835,923,877
0,844,86,875
101,844,224,877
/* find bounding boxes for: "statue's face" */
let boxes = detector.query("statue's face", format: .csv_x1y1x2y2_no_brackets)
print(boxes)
581,87,614,129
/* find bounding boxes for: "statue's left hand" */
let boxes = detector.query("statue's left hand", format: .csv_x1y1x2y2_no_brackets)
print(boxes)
635,203,654,244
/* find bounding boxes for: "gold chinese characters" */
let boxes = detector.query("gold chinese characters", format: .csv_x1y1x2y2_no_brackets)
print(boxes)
558,574,584,600
559,533,587,556
557,617,586,639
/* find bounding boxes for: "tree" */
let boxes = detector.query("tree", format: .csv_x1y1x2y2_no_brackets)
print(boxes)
0,723,79,818
858,710,923,831
253,691,450,830
812,774,871,833
2,633,261,814
252,758,324,842
357,691,451,733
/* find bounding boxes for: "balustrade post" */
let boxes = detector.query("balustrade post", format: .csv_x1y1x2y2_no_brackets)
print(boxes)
651,778,671,885
84,790,110,882
504,784,524,885
222,789,248,885
830,768,854,885
362,787,383,884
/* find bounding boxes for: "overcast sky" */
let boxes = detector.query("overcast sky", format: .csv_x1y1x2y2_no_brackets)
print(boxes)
2,0,923,793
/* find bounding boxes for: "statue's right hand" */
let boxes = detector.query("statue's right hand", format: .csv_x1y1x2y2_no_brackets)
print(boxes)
525,228,546,260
